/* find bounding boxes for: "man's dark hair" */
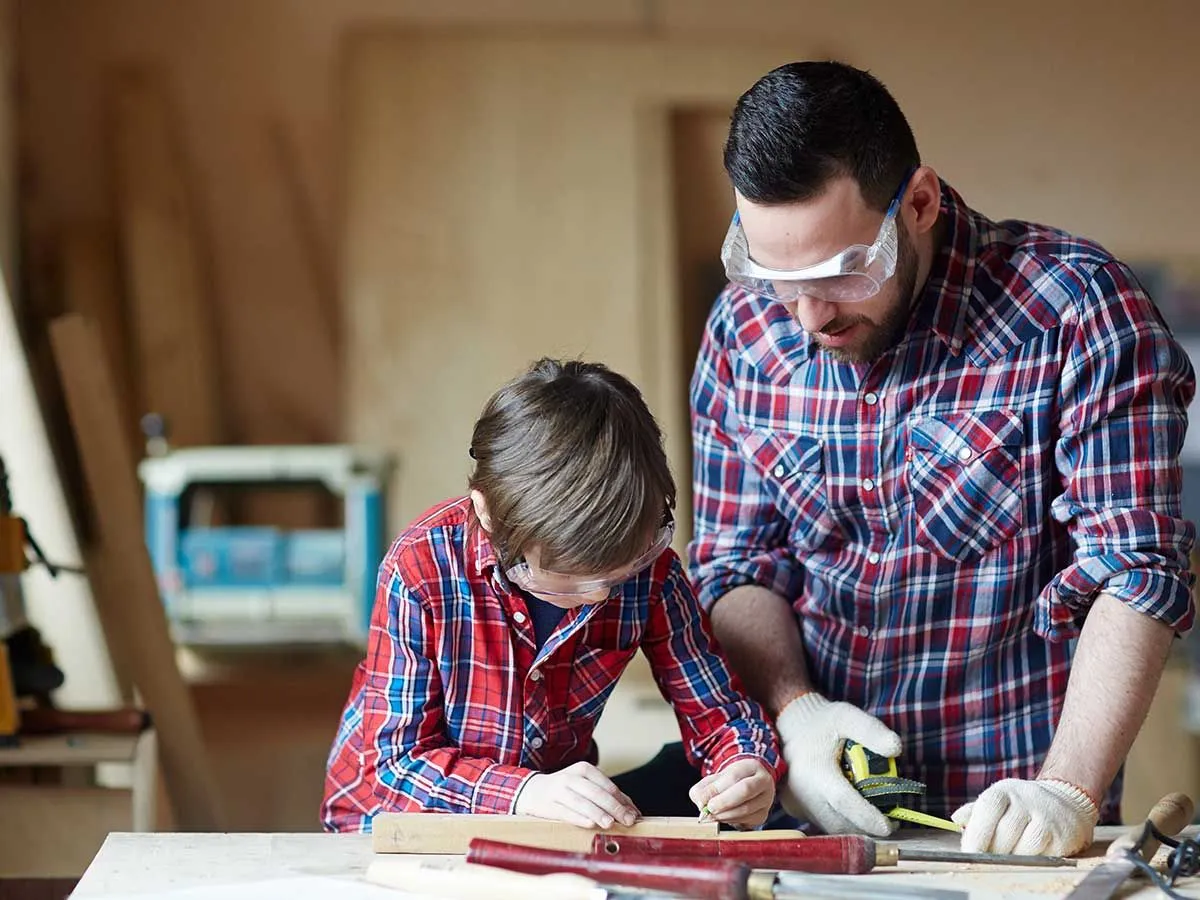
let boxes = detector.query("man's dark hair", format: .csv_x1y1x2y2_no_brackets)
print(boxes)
724,60,920,211
468,358,675,573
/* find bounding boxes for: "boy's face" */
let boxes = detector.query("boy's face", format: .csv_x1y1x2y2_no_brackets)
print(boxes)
519,546,619,608
470,489,674,608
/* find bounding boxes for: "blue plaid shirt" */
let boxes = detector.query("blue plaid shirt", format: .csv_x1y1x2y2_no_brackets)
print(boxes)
688,179,1196,823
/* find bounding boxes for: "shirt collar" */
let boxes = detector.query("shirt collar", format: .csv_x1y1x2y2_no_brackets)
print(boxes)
468,509,499,576
914,178,979,357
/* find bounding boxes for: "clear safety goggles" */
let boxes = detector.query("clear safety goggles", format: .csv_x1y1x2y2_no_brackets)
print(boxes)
720,172,912,304
505,514,675,597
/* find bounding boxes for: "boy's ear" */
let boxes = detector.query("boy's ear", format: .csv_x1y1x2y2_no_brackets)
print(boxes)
470,490,493,532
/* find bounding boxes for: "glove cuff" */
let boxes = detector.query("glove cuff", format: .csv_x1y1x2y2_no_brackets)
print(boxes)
1039,778,1101,822
775,691,830,735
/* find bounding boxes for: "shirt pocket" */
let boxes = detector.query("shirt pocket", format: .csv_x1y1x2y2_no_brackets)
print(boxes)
906,410,1024,562
738,429,838,550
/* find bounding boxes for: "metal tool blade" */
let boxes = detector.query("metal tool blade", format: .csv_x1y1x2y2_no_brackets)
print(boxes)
899,847,1077,867
1061,855,1137,900
773,871,969,900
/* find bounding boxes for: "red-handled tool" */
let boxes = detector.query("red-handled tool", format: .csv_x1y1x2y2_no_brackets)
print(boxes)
591,833,1078,870
467,838,752,900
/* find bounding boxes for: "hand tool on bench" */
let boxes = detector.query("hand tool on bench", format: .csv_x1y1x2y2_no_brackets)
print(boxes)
17,706,151,735
467,840,751,900
592,831,1077,871
364,856,688,900
466,839,969,900
1065,791,1195,899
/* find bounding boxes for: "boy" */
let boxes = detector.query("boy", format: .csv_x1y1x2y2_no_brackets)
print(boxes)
322,358,781,832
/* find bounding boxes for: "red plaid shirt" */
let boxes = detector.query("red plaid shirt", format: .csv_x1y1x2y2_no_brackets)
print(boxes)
689,179,1196,822
322,496,782,832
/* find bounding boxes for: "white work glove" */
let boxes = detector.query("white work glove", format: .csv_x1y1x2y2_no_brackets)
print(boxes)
952,778,1099,857
776,692,902,836
513,761,640,829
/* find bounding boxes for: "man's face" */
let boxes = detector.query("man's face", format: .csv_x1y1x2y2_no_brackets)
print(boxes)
735,176,918,364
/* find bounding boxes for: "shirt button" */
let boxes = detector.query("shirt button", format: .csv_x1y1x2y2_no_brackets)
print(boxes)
868,552,881,565
863,392,879,406
862,478,875,492
529,669,542,682
529,736,544,749
773,464,786,478
858,626,871,638
513,611,527,624
957,446,973,461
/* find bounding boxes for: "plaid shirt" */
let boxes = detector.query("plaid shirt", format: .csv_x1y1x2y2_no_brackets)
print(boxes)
689,179,1196,823
322,496,781,832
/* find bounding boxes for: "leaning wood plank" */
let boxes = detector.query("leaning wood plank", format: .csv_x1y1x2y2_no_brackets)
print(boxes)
62,226,138,450
371,813,717,854
49,313,224,831
109,68,223,448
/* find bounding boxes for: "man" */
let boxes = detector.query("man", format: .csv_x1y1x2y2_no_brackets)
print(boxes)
688,60,1196,857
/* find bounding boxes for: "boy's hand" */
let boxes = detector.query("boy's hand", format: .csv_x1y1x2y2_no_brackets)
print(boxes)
513,761,640,829
689,758,776,828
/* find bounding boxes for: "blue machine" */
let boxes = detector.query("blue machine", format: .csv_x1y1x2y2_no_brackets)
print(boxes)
138,445,394,646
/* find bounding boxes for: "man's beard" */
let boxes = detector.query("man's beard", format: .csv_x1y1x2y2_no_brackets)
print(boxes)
817,227,919,364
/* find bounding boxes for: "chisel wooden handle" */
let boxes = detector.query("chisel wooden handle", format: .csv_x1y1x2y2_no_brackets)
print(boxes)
591,833,877,874
1108,792,1195,859
468,838,751,900
366,856,600,900
18,707,151,735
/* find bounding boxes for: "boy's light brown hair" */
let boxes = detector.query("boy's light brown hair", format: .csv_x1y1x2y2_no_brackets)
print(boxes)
468,358,676,574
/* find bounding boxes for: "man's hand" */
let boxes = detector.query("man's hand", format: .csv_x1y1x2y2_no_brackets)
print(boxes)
952,778,1098,856
689,759,776,828
514,762,641,829
776,693,901,836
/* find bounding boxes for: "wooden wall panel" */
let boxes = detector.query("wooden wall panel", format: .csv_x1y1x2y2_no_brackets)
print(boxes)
343,32,802,540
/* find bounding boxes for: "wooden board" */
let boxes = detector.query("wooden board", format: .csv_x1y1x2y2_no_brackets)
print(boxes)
0,732,140,767
49,313,224,831
109,67,223,448
61,225,138,451
371,813,717,854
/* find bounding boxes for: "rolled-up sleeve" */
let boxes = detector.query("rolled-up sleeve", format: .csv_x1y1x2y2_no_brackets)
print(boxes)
688,291,803,612
1041,260,1197,639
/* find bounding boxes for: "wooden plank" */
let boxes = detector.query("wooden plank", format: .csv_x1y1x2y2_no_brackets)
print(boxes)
49,313,224,831
0,733,139,767
109,67,223,448
61,225,139,449
371,813,717,854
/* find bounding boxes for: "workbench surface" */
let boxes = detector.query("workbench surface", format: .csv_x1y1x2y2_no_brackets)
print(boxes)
71,827,1200,899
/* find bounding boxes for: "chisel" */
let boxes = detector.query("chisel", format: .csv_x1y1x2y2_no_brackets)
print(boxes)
591,831,1077,871
1064,792,1194,899
467,840,751,900
364,856,687,900
466,839,969,900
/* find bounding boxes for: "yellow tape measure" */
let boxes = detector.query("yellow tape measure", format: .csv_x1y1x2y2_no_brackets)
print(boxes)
841,740,961,833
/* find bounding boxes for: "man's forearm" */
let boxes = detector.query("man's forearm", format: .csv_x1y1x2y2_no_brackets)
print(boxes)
1038,592,1175,805
709,584,813,716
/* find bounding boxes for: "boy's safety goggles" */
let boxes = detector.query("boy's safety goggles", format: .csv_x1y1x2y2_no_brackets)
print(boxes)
720,172,912,304
505,516,675,597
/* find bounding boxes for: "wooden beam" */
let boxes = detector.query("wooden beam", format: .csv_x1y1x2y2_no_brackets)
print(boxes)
371,813,717,854
49,313,224,831
61,225,138,448
109,68,223,448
